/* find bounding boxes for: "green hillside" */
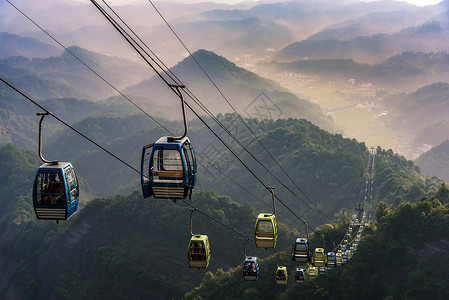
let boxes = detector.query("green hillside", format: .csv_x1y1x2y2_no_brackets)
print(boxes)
184,187,449,300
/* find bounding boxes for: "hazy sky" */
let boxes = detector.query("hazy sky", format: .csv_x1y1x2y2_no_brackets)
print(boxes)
80,0,445,7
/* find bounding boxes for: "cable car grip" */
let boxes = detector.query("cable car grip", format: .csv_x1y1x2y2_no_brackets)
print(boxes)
37,111,58,165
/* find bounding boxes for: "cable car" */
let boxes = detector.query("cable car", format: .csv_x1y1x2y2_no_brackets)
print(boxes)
243,256,259,281
307,266,318,279
318,266,327,275
291,238,310,262
254,213,277,248
336,251,343,266
33,162,79,221
141,136,196,200
342,252,348,264
295,268,305,283
187,234,211,268
275,266,288,285
312,248,326,267
327,252,336,268
32,112,79,222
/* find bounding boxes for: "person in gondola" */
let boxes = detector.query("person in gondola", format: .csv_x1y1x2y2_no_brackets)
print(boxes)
42,173,65,204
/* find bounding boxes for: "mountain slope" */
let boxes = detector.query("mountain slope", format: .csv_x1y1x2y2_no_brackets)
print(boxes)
0,32,61,59
0,45,150,101
277,21,449,64
124,49,334,132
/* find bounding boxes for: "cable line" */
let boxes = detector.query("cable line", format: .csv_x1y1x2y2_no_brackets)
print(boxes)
0,77,140,174
148,0,329,221
5,0,170,134
90,0,325,233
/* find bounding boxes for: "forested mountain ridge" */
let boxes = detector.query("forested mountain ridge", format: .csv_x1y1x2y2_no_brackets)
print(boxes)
416,139,449,183
184,187,449,300
277,20,449,64
0,139,445,299
124,49,334,132
0,32,61,59
259,52,449,92
0,44,150,101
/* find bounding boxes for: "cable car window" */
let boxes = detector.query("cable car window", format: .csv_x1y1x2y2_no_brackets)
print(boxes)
189,242,206,260
35,171,66,205
153,149,183,171
65,167,76,204
295,243,307,252
257,220,273,234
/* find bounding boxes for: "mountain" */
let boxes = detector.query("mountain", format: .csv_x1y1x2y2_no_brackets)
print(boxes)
0,140,445,299
381,82,449,155
259,52,449,92
184,189,449,299
276,21,449,64
124,49,334,132
415,139,449,183
0,45,151,101
0,32,61,59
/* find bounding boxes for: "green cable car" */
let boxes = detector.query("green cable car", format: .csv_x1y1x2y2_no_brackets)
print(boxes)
275,266,288,285
308,266,318,279
187,209,211,268
254,213,278,248
312,247,327,267
187,235,211,268
254,187,278,248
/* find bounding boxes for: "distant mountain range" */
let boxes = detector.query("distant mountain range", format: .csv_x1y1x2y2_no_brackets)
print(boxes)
277,20,449,64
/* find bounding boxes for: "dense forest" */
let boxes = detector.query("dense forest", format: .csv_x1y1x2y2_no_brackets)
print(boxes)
184,187,449,300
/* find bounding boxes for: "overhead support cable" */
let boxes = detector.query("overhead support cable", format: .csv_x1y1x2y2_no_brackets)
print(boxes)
0,77,140,174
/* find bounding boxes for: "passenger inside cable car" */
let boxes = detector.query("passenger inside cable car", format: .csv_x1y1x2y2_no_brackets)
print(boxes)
39,172,65,205
275,266,288,284
295,268,305,282
243,257,259,280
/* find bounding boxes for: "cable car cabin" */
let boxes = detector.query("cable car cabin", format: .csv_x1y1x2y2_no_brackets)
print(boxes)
254,213,277,248
188,235,211,269
312,248,326,267
243,256,259,281
291,238,310,263
275,266,288,285
318,266,327,275
33,162,79,221
342,252,348,264
141,136,196,200
336,251,343,266
307,266,318,280
295,268,305,283
327,252,336,268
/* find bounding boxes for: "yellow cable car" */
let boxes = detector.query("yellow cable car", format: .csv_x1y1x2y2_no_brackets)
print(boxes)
312,248,327,267
254,213,278,248
187,235,211,269
275,266,288,285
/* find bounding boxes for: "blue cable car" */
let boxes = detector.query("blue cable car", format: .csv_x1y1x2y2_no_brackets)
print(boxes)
32,112,79,222
33,162,79,221
243,256,259,281
327,252,336,268
291,237,310,262
141,136,196,200
295,268,305,283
